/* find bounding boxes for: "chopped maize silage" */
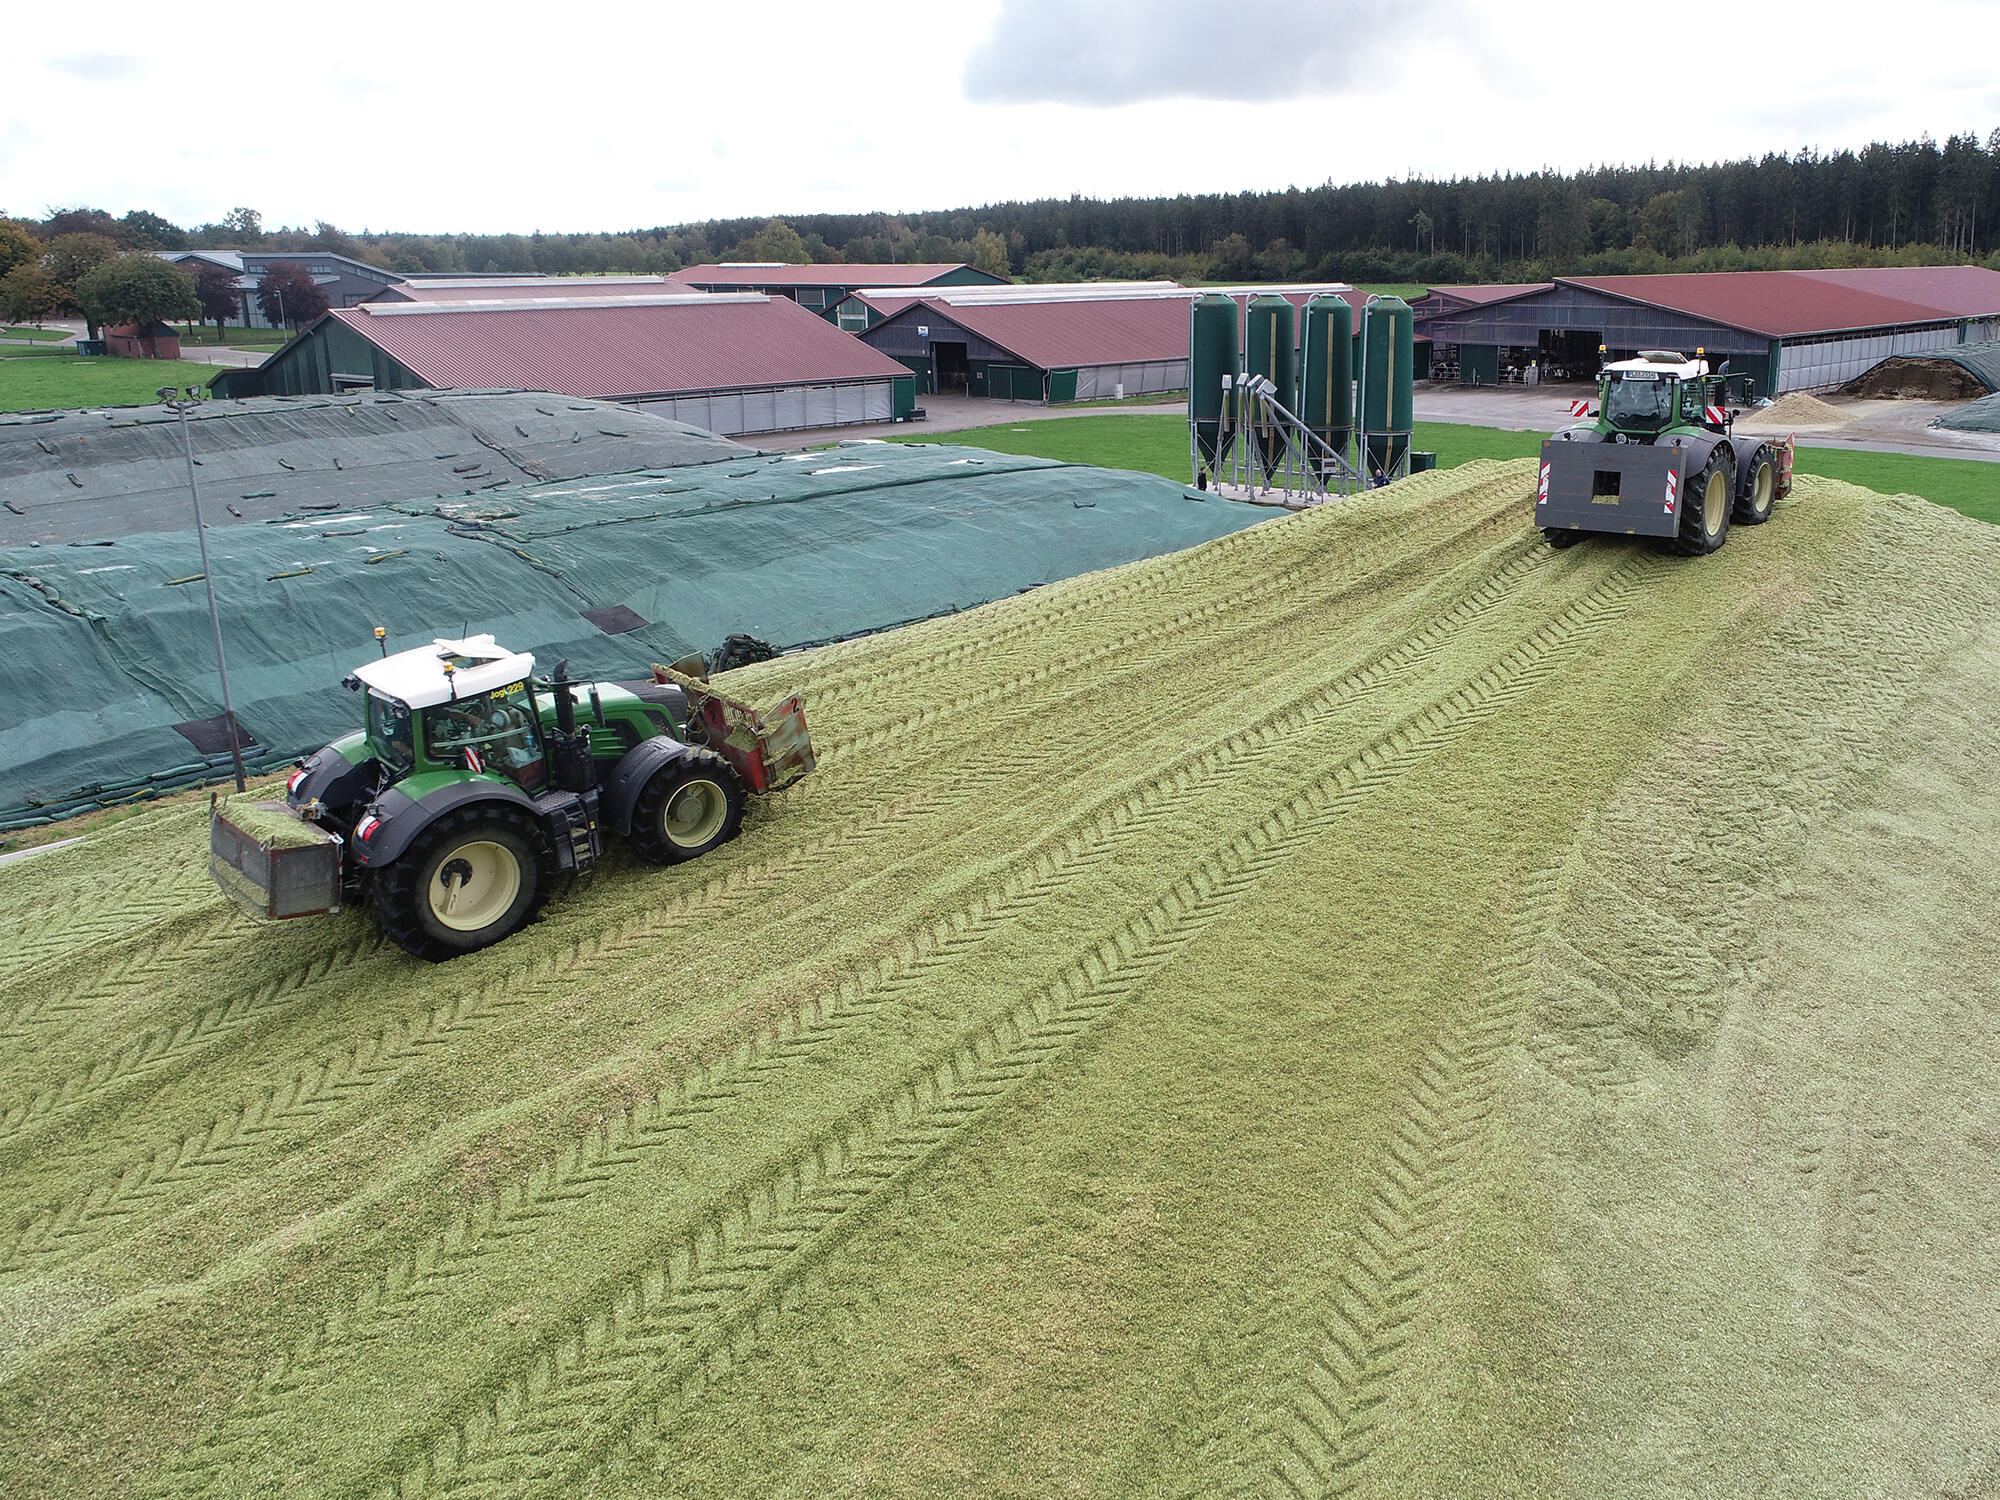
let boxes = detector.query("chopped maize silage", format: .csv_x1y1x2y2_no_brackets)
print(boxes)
1,459,1997,1499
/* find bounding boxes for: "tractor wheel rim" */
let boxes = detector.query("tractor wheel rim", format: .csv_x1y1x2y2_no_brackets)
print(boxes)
1704,468,1728,536
427,839,520,931
664,779,727,848
1753,463,1773,511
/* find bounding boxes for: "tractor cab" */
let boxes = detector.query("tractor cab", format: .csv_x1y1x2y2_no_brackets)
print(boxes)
1596,350,1711,438
350,636,548,791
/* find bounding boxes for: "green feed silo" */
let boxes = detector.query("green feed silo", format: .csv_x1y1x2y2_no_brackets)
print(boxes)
1245,294,1296,478
1360,296,1414,479
1189,292,1238,482
1299,293,1353,463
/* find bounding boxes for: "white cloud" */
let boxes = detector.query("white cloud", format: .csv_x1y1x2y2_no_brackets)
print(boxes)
48,53,147,83
1,0,1995,234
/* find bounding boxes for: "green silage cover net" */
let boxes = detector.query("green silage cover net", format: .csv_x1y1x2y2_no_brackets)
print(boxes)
1936,390,2000,432
0,444,1267,824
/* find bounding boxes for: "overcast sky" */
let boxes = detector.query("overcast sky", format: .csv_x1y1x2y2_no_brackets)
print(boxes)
7,0,1998,235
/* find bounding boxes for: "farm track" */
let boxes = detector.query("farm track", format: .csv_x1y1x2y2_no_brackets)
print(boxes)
3,536,1565,1328
8,467,2000,1500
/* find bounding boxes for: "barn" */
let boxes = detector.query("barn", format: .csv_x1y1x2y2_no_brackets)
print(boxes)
216,293,918,436
857,283,1362,403
1415,266,2000,394
669,262,1007,319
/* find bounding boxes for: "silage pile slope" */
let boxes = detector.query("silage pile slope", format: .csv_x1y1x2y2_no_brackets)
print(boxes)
2,459,1997,1499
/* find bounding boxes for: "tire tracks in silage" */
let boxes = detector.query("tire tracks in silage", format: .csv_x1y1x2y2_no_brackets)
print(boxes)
5,540,1561,1290
792,464,1523,717
165,556,1648,1499
0,488,1521,1139
796,468,1528,736
1251,864,1567,1500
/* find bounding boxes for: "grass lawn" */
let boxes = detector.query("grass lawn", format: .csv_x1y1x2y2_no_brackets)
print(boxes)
171,324,290,347
892,413,1997,523
0,345,81,359
1354,283,1431,301
0,356,215,412
1,325,69,342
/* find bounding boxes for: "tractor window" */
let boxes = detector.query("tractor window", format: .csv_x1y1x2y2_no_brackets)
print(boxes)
367,693,415,773
422,682,544,781
1604,375,1672,427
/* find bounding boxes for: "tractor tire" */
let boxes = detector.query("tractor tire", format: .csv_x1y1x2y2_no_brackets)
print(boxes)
629,748,745,866
373,804,553,961
1677,447,1734,556
1543,527,1586,549
1734,445,1777,525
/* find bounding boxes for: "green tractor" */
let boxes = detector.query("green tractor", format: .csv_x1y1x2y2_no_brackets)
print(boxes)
209,633,813,960
1536,348,1793,555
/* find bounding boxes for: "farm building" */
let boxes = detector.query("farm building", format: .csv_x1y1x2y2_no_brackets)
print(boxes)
1415,266,2000,393
858,283,1361,403
670,262,1007,319
368,276,674,303
157,250,404,327
212,294,918,436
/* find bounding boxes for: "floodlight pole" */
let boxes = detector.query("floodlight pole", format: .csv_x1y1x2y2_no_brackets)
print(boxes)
161,385,247,792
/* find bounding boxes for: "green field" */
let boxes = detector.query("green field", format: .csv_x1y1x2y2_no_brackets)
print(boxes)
2,462,1996,1496
0,357,215,411
0,326,69,343
893,414,2000,523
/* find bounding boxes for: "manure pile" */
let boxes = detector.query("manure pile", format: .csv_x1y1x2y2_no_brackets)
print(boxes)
4,460,1999,1498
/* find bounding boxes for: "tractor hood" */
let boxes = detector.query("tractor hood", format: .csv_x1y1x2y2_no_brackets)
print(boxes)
352,634,536,710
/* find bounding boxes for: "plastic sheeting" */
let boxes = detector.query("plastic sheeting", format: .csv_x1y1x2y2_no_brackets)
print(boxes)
0,390,750,549
0,442,1267,825
1936,391,2000,433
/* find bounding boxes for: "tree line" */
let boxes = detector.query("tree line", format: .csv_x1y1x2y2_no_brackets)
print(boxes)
8,129,2000,301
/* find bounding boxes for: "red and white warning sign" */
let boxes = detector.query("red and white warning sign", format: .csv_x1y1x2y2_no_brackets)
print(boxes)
1663,469,1678,515
1537,462,1551,504
1705,404,1727,425
1568,399,1590,417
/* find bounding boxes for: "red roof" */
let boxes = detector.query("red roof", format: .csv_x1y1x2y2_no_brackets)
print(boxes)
381,277,672,303
923,295,1190,366
1426,282,1553,306
1793,265,2000,320
1559,267,2000,338
329,296,911,400
672,263,993,288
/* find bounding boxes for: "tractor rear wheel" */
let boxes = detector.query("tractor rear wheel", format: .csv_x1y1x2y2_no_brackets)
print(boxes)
1543,528,1586,549
630,748,745,865
1734,446,1777,525
373,804,553,961
1678,448,1733,555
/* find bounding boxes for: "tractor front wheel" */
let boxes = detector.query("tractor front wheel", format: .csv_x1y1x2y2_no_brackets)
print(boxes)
1678,448,1733,556
373,805,552,961
630,749,745,865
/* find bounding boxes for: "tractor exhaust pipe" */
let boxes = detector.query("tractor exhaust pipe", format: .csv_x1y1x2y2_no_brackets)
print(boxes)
547,660,593,792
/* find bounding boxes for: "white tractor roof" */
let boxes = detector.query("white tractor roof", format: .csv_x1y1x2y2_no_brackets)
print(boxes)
352,634,536,710
1605,355,1708,379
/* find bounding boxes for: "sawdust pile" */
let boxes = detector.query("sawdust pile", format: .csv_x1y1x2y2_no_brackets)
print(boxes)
1743,392,1852,428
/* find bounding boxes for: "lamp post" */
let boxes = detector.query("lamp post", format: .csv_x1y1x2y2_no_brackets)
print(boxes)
158,384,248,793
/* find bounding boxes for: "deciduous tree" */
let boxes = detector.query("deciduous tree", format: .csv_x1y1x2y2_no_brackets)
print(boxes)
44,232,122,334
194,262,242,334
255,260,328,328
0,262,60,325
74,255,200,349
